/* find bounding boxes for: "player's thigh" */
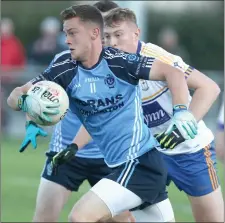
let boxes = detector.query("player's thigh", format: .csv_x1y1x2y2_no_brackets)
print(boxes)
188,186,224,222
163,145,220,197
33,178,72,222
163,145,223,222
90,149,168,218
34,152,88,221
69,178,144,222
86,158,113,186
131,199,175,222
110,198,175,222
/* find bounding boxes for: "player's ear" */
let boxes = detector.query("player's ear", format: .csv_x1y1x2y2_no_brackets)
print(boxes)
91,28,100,40
134,28,140,41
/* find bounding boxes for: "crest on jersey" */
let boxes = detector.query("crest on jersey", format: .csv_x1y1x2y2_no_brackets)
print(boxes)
140,80,149,91
104,74,115,88
173,62,183,69
127,54,139,63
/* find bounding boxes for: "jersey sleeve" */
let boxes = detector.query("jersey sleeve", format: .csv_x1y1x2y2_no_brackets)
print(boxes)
104,47,155,85
141,42,195,79
30,50,76,90
123,53,155,80
30,57,55,84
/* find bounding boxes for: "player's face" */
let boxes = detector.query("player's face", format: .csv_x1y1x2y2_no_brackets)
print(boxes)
104,21,140,53
63,17,92,61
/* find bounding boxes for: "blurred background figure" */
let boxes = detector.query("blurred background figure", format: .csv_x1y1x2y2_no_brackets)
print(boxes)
1,18,26,72
29,17,67,66
158,26,190,63
1,18,26,130
215,99,224,162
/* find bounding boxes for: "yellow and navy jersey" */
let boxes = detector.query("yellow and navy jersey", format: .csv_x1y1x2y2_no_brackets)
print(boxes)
138,41,214,155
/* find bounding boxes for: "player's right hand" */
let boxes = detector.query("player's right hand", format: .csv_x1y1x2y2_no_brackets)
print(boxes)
155,126,185,149
18,93,60,123
51,143,78,168
19,121,48,152
165,104,198,140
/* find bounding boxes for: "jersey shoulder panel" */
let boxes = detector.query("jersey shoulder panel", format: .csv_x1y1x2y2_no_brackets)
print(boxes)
103,47,153,84
141,42,192,75
32,50,78,90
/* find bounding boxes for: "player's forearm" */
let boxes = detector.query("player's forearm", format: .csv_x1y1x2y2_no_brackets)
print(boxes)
7,82,32,110
164,70,189,106
150,60,189,106
72,125,92,149
189,84,220,121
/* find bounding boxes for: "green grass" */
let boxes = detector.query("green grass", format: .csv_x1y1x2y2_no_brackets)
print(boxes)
2,137,224,222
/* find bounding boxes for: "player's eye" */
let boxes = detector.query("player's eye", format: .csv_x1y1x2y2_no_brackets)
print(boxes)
68,32,76,37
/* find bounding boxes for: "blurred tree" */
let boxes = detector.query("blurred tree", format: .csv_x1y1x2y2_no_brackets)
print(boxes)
146,5,224,70
2,1,75,53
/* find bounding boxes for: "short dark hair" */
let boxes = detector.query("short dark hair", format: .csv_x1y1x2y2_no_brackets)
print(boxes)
104,7,137,27
93,0,119,13
60,4,104,33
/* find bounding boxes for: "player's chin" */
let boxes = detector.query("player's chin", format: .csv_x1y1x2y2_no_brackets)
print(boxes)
71,51,78,60
71,54,76,60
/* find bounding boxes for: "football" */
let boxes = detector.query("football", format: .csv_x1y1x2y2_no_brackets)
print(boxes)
26,81,69,126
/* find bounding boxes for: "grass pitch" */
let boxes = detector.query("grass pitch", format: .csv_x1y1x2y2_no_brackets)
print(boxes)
2,137,224,222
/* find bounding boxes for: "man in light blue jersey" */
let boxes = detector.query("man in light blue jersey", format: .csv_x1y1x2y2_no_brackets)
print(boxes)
103,7,224,222
11,2,121,222
7,4,197,222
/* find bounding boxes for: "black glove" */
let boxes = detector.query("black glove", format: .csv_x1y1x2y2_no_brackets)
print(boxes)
51,143,78,174
154,127,185,149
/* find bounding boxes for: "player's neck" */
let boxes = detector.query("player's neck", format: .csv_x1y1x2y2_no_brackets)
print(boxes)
81,42,103,69
127,41,140,54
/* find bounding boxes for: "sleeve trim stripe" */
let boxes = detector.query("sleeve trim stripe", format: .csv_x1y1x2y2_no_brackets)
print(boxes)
53,67,76,80
185,66,195,78
54,50,70,61
142,47,174,65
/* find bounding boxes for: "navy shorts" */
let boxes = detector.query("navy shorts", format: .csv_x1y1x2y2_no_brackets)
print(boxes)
163,144,220,196
105,148,168,206
41,151,113,191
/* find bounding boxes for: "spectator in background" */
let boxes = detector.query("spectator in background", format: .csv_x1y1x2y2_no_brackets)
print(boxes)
158,26,190,63
1,18,26,71
215,100,224,162
29,17,66,66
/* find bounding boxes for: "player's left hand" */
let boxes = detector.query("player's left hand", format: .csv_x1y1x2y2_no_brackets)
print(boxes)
19,121,48,152
155,126,185,149
51,143,78,169
165,104,198,140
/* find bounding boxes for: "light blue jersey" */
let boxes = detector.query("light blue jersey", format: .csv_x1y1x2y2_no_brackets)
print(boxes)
49,109,103,158
33,48,160,167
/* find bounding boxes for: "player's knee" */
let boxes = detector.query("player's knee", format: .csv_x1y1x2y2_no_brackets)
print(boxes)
68,211,98,223
33,214,57,222
68,212,81,223
131,198,174,222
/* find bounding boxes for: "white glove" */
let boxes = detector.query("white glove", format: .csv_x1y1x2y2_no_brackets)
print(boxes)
165,104,198,140
18,85,59,123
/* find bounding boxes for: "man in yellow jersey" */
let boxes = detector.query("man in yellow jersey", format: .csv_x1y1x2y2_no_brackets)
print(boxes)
103,7,224,222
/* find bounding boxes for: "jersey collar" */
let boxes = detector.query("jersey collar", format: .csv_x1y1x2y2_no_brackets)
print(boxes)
77,48,104,70
136,40,142,54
